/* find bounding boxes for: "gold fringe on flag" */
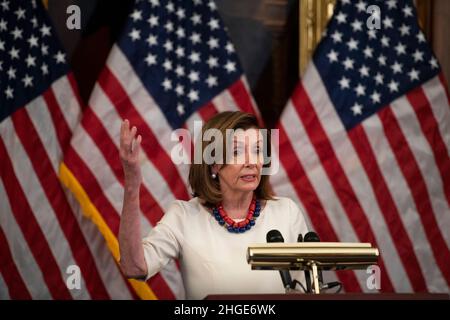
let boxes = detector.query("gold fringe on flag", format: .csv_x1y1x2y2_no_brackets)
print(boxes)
59,163,157,300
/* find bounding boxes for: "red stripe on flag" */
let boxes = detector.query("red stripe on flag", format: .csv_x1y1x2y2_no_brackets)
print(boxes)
228,79,255,114
61,146,143,300
11,109,111,299
0,226,32,299
67,72,86,112
291,84,395,291
63,147,176,300
277,124,362,292
228,79,264,126
98,67,190,201
349,125,428,291
0,137,72,300
379,107,450,286
406,87,450,207
197,102,218,121
81,107,164,227
146,274,176,300
138,188,165,229
43,88,72,151
64,146,121,234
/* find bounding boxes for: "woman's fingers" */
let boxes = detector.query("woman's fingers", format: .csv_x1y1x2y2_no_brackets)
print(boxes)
131,135,142,157
121,120,129,138
126,126,137,154
120,120,130,148
121,121,136,149
120,119,142,162
130,126,137,141
120,119,127,134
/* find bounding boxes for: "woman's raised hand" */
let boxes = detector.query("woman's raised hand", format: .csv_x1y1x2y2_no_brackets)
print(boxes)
118,120,147,279
119,119,142,184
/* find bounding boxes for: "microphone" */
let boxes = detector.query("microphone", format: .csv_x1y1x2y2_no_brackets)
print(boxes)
304,231,324,287
304,231,320,242
266,230,293,290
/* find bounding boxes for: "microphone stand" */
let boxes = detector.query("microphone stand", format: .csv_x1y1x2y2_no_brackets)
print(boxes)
310,262,321,294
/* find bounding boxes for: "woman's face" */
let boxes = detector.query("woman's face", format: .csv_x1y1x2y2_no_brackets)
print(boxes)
214,128,264,195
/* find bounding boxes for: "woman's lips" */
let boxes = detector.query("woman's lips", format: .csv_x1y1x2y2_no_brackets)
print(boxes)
240,175,256,182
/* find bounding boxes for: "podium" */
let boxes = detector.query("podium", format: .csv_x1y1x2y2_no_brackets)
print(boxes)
247,241,380,294
205,293,450,300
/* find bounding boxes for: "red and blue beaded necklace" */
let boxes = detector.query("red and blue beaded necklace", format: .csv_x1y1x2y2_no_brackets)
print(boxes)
212,197,261,233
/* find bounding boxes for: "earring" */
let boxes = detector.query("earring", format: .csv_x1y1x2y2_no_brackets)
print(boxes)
211,173,217,179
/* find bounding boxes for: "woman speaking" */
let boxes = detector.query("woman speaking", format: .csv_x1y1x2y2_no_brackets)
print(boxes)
118,111,308,299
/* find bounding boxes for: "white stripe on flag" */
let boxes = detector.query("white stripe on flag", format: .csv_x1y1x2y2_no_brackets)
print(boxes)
390,95,450,248
303,64,413,291
362,115,448,292
69,114,184,298
22,87,138,299
269,156,347,289
141,158,180,212
281,104,361,241
241,77,261,117
280,103,370,291
63,189,134,299
51,76,82,132
105,45,190,188
212,89,240,112
159,261,185,299
26,96,63,172
269,150,311,229
422,76,450,152
0,119,91,299
0,180,52,299
90,84,178,211
70,126,131,216
0,271,10,300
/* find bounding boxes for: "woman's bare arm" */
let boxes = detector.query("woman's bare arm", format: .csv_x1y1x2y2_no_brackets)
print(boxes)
118,119,147,279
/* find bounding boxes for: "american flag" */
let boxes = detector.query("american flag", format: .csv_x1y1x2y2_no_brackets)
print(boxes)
61,0,260,299
0,0,138,299
272,0,450,292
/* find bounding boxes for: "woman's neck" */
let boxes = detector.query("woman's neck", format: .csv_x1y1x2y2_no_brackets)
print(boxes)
221,191,254,219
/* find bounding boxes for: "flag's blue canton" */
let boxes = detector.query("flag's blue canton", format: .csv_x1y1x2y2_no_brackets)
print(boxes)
0,0,69,122
118,0,243,129
313,0,440,131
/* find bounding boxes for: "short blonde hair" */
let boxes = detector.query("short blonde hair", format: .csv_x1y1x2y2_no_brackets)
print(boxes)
188,111,275,207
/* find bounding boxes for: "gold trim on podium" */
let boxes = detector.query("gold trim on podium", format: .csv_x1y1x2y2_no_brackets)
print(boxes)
247,241,379,293
247,242,379,270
